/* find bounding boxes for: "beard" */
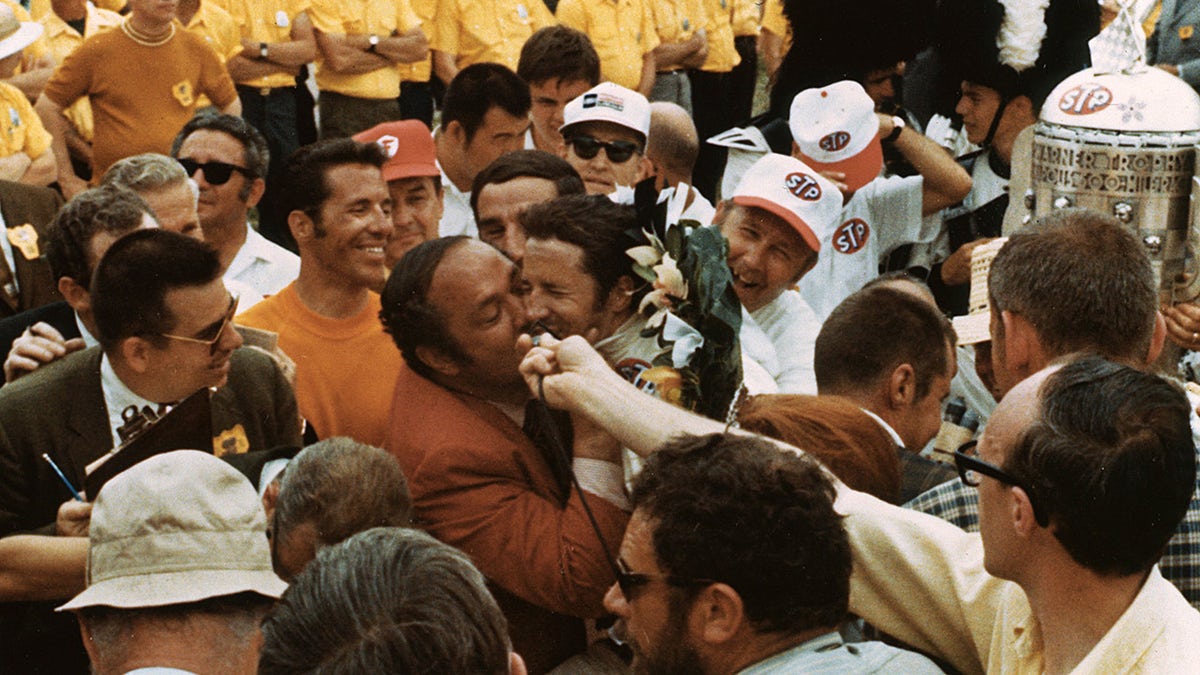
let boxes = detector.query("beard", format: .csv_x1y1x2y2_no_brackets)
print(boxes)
632,605,704,675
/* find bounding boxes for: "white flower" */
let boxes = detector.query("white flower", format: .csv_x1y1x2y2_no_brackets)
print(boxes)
639,289,672,314
654,253,687,299
626,245,662,267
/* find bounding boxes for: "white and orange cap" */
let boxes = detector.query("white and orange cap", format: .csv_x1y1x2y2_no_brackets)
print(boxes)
789,80,883,192
730,153,841,253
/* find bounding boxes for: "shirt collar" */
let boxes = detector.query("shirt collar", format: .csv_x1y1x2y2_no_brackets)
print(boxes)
860,408,905,448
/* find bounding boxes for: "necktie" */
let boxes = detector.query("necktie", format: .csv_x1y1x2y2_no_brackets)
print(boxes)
0,253,18,313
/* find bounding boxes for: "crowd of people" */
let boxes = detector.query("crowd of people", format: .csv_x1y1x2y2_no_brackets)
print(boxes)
0,0,1197,672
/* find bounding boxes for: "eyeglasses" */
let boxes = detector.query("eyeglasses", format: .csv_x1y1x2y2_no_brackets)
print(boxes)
159,295,239,355
615,558,714,599
177,158,250,186
567,135,641,163
953,440,1048,527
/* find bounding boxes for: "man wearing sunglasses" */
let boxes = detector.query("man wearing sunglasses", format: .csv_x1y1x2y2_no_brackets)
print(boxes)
520,333,1200,673
559,82,653,196
605,433,943,674
172,112,299,299
0,228,300,672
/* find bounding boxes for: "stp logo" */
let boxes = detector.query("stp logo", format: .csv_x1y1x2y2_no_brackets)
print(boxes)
1057,84,1113,115
819,130,851,152
785,172,822,201
833,218,869,254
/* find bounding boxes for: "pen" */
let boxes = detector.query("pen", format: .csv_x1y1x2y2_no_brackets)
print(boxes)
42,453,84,502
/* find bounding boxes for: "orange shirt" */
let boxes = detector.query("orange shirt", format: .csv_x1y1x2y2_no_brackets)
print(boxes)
43,23,237,178
236,283,401,447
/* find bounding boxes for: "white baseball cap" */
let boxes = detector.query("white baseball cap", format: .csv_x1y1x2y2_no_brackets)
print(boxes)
730,153,842,253
561,82,651,139
789,80,883,192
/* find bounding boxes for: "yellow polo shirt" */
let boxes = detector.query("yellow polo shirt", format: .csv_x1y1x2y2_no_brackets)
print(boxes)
557,0,658,90
430,0,553,71
220,0,313,88
652,0,706,72
28,0,125,20
0,81,52,160
182,2,243,108
308,0,421,99
731,0,757,37
40,3,122,143
697,0,737,73
399,0,433,84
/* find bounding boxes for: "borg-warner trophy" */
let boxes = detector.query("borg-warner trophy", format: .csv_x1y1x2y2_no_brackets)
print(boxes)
1024,59,1200,305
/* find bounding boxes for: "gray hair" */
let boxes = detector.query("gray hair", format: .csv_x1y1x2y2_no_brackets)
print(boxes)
259,528,512,674
102,153,197,201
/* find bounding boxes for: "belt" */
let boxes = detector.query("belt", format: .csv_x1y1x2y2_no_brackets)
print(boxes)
236,84,293,97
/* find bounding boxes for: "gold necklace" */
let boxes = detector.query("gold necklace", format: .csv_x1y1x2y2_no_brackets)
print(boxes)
121,17,175,47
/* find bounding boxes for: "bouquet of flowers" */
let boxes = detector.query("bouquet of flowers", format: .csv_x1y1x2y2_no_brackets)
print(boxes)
623,181,744,421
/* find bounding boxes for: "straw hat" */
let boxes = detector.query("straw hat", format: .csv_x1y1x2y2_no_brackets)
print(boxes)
0,4,42,62
952,237,1009,345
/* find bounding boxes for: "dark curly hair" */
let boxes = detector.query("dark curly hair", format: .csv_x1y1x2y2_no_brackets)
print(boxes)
631,433,850,633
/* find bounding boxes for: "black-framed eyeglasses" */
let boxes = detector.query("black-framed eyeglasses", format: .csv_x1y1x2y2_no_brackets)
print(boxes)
566,135,641,163
615,558,715,599
953,440,1049,527
177,158,250,186
158,295,239,355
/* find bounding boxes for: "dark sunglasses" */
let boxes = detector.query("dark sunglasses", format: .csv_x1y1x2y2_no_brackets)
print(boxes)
614,558,714,599
177,158,250,186
953,440,1049,527
567,135,641,163
158,295,239,355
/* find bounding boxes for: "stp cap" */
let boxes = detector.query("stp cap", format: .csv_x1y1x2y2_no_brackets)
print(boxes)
730,153,841,253
789,80,883,192
353,120,439,183
561,82,651,139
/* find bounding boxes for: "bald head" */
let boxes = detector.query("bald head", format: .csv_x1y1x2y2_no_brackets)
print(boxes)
647,102,699,189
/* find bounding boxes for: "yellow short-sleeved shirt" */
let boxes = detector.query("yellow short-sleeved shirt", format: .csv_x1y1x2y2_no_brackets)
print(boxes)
730,0,757,37
429,0,553,71
652,0,707,72
308,0,422,99
220,0,313,88
40,3,122,143
400,0,433,83
697,0,737,73
182,2,244,108
28,0,125,20
0,80,52,160
760,0,787,38
557,0,658,90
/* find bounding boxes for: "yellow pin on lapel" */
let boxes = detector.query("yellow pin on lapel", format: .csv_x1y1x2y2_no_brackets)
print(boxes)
1181,25,1194,40
214,424,250,456
7,223,39,260
172,80,195,107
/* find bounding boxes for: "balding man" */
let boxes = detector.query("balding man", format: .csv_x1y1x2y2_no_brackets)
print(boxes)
646,101,713,223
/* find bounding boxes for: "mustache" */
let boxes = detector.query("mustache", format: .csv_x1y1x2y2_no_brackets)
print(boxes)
527,321,561,340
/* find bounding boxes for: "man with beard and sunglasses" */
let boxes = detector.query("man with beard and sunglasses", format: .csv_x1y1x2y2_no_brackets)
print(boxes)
559,82,653,196
608,433,944,674
379,236,628,674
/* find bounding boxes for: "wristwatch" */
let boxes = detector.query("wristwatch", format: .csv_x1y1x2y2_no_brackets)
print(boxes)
367,34,380,53
884,115,906,143
259,42,268,59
